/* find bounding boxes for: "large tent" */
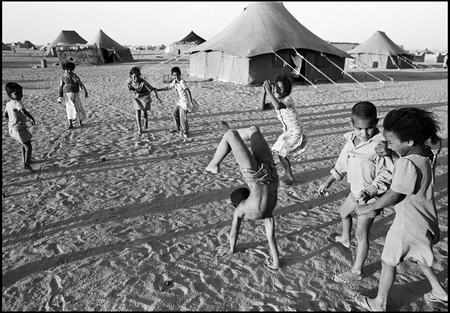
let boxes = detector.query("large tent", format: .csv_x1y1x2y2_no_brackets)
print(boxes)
187,2,350,85
47,30,88,57
168,31,206,56
2,42,11,50
346,30,414,69
87,29,134,63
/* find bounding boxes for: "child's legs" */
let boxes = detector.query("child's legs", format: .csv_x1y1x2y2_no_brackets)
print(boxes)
135,110,142,130
418,263,448,298
373,260,396,308
339,194,356,240
208,128,258,171
278,155,294,178
172,105,181,130
352,215,375,273
22,140,33,165
143,110,148,128
179,108,188,133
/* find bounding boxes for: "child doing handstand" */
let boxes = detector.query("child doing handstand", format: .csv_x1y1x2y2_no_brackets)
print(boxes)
206,121,281,270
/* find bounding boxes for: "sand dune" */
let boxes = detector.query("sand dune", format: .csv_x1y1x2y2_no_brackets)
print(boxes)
2,52,448,311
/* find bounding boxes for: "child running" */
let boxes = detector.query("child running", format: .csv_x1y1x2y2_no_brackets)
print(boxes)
58,61,88,130
126,66,162,135
318,101,394,283
4,82,36,173
205,121,281,270
354,107,447,311
157,67,195,139
260,75,307,186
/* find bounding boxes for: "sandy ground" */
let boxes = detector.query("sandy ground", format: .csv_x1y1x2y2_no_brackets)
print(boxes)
2,50,448,311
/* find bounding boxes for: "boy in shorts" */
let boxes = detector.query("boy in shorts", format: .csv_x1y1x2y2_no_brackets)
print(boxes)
206,121,281,270
318,101,394,283
4,82,36,173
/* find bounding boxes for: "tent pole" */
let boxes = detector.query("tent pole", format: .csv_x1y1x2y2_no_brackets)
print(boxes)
319,53,366,90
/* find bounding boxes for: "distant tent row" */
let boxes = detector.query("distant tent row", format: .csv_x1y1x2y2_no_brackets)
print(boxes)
2,42,11,50
187,2,350,85
44,29,133,64
346,30,414,69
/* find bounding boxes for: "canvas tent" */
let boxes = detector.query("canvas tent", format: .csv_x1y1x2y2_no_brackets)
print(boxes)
2,42,11,50
346,30,414,69
87,29,134,63
187,2,350,85
169,31,206,56
47,30,88,57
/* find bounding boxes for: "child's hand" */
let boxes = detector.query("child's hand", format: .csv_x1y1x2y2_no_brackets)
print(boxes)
216,246,232,257
375,141,392,156
263,80,272,93
355,203,374,216
58,97,63,103
85,93,88,99
356,189,371,204
29,117,35,126
318,183,330,196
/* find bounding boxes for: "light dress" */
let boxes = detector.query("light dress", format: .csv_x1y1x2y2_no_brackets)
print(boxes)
271,96,307,158
4,99,32,144
60,73,86,121
381,153,440,267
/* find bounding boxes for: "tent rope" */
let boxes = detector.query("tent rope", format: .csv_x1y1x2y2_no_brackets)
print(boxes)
396,54,420,70
319,53,366,90
389,55,400,70
354,58,394,81
272,51,317,89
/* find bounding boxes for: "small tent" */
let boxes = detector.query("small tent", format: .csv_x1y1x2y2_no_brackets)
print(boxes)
47,30,88,56
169,31,206,56
346,30,414,69
188,2,350,85
2,42,11,50
87,29,134,63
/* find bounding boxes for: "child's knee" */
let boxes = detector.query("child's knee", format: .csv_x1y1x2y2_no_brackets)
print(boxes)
355,229,369,242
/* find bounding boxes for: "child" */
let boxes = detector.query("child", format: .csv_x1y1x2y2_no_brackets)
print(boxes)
4,82,36,173
126,66,162,135
318,101,394,283
58,61,88,130
354,107,447,311
157,67,194,139
260,75,307,186
205,121,281,270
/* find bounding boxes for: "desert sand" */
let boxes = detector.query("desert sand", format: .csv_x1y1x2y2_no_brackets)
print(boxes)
2,50,448,311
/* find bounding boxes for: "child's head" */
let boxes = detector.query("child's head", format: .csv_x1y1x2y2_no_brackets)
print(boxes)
62,61,76,71
351,101,379,141
230,187,250,208
383,107,441,155
5,82,23,100
273,74,292,98
129,66,141,77
171,67,181,76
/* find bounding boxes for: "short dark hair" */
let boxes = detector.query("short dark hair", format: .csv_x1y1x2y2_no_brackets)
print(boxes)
230,187,250,208
351,101,377,121
129,66,141,76
62,61,76,70
171,66,181,75
274,74,292,96
5,82,22,96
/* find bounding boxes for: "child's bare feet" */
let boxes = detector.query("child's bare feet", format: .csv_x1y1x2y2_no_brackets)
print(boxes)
23,164,36,173
205,163,220,174
334,235,351,248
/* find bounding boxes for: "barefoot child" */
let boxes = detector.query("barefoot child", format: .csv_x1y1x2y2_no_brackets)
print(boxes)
58,61,88,130
157,67,195,139
4,82,36,173
354,107,447,311
126,66,162,135
318,101,394,283
260,75,307,185
206,121,281,270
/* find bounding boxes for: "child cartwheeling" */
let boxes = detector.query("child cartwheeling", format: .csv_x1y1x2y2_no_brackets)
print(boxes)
354,107,447,311
4,82,36,173
260,75,307,185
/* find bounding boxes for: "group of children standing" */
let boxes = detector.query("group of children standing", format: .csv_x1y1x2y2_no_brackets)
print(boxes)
3,62,447,310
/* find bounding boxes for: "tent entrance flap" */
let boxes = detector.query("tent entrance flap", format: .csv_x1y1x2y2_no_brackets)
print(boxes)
101,48,115,63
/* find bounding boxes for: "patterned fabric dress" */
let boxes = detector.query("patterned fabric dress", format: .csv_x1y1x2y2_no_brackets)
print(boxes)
271,96,307,158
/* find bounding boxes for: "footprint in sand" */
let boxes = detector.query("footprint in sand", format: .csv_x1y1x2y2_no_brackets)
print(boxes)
43,275,65,311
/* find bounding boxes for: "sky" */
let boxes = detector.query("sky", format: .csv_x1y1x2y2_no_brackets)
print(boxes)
2,1,448,51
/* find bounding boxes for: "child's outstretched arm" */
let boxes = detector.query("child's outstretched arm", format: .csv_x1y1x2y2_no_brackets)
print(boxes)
20,109,35,125
356,189,405,216
264,216,281,269
216,210,242,256
318,175,335,196
259,85,271,111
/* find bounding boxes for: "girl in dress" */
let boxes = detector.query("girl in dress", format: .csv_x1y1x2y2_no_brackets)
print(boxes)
260,75,307,185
